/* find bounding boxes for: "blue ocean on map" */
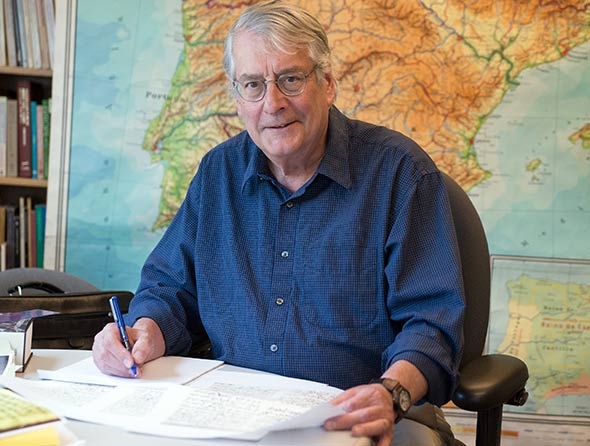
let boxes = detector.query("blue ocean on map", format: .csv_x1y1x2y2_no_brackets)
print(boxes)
66,0,183,290
470,42,590,260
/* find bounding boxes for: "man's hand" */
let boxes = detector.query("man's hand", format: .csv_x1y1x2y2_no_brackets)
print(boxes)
92,317,165,377
324,383,396,446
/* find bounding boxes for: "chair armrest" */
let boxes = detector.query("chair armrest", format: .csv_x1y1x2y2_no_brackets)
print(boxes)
452,354,529,411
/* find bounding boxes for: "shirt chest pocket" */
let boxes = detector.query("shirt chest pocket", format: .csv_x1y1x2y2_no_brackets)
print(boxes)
300,234,380,329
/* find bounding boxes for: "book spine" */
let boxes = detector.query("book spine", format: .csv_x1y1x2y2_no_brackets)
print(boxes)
13,0,27,67
0,0,6,66
42,98,50,179
29,99,37,178
3,0,17,66
35,203,45,267
18,196,25,267
0,206,6,248
6,98,18,177
36,102,44,179
0,96,6,177
0,242,5,271
26,0,41,68
0,206,6,270
34,0,50,69
26,197,34,268
19,0,32,68
5,205,16,268
16,80,31,177
43,0,54,68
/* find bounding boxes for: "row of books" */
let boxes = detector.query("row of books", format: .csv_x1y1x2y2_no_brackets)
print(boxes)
0,0,55,69
0,80,51,179
0,197,46,270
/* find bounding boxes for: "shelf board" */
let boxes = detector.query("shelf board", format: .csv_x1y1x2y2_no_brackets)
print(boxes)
0,177,48,188
0,66,52,78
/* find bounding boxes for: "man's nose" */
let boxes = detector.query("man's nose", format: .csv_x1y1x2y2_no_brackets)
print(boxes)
263,81,288,112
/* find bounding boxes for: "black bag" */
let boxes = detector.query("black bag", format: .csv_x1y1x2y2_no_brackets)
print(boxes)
0,284,134,350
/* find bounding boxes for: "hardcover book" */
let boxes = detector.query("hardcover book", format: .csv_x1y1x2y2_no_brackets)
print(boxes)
16,80,32,177
2,0,17,66
5,98,18,177
3,205,17,269
0,317,33,371
0,339,15,377
29,100,38,178
0,97,6,176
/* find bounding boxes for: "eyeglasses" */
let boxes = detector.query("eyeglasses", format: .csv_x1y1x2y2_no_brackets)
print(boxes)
232,66,317,102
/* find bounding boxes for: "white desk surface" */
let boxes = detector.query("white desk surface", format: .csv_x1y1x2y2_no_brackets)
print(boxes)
19,349,372,446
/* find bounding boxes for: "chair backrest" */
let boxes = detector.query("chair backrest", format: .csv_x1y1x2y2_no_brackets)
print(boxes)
0,267,99,295
0,268,132,349
441,173,490,369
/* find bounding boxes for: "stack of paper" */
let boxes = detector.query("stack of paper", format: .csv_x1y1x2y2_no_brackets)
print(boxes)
3,356,345,441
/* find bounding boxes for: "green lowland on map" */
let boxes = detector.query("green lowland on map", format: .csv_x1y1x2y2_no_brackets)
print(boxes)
63,0,589,419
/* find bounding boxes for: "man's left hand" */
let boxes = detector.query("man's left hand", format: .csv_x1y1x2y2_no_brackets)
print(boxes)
324,383,396,446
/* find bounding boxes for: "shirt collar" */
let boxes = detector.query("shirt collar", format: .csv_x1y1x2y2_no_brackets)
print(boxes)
241,106,352,192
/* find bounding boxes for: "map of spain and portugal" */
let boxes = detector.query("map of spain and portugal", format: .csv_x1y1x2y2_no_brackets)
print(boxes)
65,1,589,419
139,1,590,417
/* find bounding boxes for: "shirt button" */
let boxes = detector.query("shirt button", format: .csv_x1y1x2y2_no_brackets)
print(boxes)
286,201,294,209
270,344,279,352
275,297,284,305
281,251,289,258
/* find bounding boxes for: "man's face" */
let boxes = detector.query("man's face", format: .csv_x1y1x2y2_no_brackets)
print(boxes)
232,30,336,166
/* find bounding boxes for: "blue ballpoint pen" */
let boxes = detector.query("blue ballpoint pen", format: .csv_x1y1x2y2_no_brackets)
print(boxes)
109,296,138,377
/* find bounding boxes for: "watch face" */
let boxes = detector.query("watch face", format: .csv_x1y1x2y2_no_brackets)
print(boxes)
374,378,411,415
398,389,411,412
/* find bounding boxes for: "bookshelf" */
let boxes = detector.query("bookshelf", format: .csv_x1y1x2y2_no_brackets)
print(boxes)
0,0,55,270
0,66,52,77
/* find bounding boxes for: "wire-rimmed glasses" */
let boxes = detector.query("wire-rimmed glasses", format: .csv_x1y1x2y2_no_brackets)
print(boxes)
232,66,317,102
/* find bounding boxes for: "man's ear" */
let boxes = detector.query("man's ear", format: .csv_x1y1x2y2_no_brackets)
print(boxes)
235,98,243,117
324,72,337,105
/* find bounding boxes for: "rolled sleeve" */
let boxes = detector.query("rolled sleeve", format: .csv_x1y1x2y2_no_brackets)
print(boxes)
383,171,465,405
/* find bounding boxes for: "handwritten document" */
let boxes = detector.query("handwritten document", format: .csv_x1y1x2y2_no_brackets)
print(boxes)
1,368,344,441
37,356,223,386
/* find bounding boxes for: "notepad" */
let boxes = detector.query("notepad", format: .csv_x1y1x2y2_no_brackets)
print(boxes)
37,355,223,386
0,425,61,446
0,387,60,445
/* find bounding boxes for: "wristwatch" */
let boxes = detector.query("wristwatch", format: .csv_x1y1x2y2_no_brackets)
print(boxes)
370,378,411,423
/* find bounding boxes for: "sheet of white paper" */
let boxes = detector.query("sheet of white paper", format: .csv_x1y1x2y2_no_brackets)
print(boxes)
2,368,345,441
37,356,223,386
189,369,335,391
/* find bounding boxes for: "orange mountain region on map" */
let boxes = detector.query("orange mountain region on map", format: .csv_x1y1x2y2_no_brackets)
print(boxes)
142,0,590,230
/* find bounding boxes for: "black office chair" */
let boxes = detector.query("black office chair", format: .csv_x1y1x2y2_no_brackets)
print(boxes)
0,267,99,295
441,173,529,446
0,267,133,349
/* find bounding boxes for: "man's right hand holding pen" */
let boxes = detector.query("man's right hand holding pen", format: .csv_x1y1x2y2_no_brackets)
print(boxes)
92,316,166,378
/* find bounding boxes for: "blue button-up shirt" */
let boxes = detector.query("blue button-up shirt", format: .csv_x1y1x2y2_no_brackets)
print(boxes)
126,107,465,405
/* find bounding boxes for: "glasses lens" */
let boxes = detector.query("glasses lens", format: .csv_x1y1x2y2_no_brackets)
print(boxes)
277,73,306,95
237,80,265,101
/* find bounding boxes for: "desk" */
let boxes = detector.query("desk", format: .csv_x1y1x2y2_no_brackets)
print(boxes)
20,350,372,446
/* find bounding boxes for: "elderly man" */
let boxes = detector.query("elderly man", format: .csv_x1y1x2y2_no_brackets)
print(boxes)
93,2,465,445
